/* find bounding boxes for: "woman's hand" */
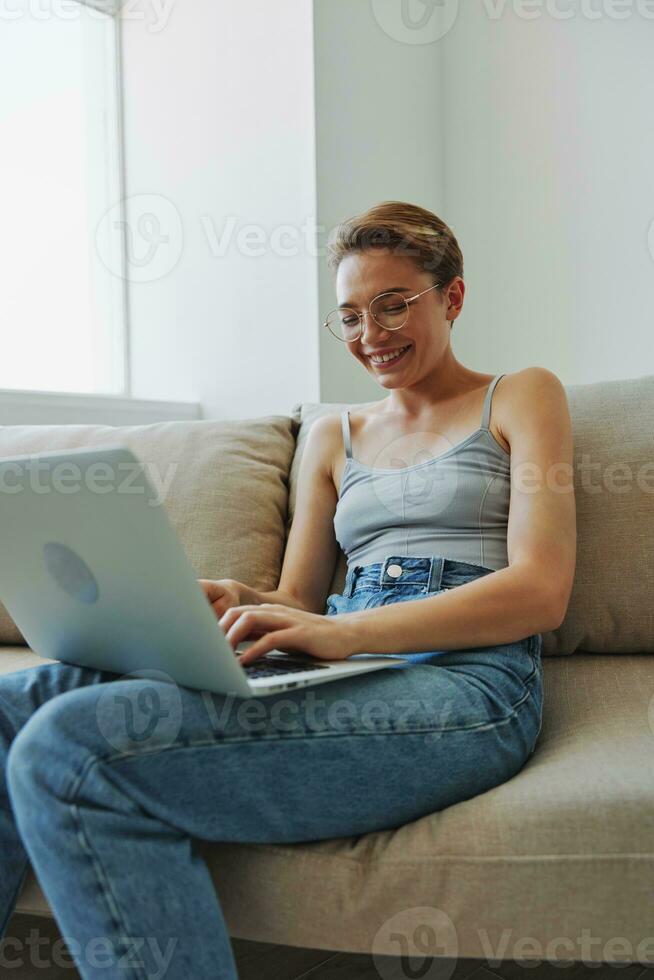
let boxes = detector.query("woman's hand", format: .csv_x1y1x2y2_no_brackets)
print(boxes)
198,578,247,619
218,604,358,665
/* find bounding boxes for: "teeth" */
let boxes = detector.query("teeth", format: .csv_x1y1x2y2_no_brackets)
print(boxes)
369,345,410,364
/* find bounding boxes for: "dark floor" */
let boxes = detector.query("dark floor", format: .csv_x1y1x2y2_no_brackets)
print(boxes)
2,914,653,979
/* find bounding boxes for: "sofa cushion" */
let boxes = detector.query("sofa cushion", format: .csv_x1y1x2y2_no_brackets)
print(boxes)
0,417,296,645
9,646,654,965
290,373,654,656
554,374,654,655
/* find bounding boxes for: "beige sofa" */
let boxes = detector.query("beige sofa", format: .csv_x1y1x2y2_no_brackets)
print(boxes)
2,374,654,966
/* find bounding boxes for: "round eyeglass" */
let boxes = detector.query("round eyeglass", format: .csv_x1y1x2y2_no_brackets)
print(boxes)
323,282,441,342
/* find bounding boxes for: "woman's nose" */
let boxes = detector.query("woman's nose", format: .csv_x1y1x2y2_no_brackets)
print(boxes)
359,311,391,343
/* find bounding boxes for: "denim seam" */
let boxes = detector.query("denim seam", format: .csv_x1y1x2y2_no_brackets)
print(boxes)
68,803,148,980
60,683,541,792
351,582,462,595
66,797,149,980
348,586,386,597
55,659,541,788
58,653,542,795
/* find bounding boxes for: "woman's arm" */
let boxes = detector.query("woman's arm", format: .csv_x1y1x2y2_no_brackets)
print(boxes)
236,582,311,611
340,367,577,653
272,414,341,612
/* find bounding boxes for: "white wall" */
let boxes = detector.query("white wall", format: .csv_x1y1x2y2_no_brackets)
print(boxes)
313,0,445,404
119,1,654,418
120,0,320,419
442,4,654,385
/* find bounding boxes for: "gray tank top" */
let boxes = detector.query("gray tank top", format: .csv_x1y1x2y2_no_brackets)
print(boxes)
333,374,511,571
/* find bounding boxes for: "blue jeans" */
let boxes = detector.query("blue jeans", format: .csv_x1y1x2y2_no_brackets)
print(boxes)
0,554,543,979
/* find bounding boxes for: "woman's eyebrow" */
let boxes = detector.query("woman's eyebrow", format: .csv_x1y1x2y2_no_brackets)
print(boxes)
338,287,413,309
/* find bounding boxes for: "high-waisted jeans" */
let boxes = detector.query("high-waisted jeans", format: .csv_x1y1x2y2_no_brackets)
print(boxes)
0,555,543,980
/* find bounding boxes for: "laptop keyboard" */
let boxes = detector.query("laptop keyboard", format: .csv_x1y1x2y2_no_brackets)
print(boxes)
242,655,329,680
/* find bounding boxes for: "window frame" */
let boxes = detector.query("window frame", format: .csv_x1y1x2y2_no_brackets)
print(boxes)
0,0,139,416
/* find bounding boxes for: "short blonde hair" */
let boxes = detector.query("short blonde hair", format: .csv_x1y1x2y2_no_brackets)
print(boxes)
326,201,464,288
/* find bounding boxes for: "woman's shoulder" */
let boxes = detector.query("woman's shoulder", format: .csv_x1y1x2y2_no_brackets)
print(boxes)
453,367,565,461
503,365,564,386
336,400,384,429
499,366,566,403
496,367,570,451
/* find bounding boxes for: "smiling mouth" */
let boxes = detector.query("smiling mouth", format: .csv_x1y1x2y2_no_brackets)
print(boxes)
367,344,412,366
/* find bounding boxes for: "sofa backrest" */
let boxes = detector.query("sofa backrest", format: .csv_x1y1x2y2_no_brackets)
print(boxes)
2,373,651,658
0,417,296,646
290,374,654,657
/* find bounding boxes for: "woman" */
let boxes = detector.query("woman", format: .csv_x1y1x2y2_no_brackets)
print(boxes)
0,202,576,979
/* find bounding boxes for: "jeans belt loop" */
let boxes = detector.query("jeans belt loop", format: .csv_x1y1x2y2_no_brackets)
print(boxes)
344,566,358,598
428,556,445,593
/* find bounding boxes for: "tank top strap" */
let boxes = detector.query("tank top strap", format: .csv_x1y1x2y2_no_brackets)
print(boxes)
340,410,353,460
480,374,506,430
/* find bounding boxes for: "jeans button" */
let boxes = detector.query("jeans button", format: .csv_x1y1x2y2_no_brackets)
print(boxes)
387,564,403,578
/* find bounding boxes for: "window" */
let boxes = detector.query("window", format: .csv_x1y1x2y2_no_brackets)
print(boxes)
0,0,126,396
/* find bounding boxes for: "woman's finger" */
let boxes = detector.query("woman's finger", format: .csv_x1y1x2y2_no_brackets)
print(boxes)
237,629,299,666
225,609,290,650
219,607,254,633
219,604,274,632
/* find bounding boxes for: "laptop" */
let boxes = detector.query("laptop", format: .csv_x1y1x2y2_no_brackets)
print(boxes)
0,446,404,698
